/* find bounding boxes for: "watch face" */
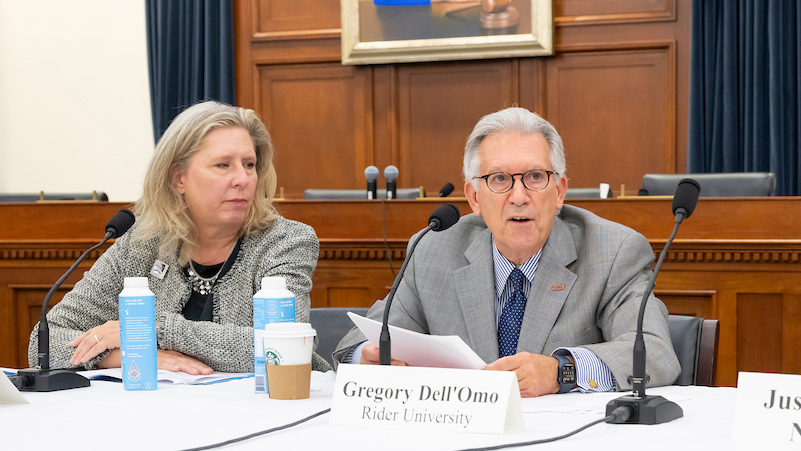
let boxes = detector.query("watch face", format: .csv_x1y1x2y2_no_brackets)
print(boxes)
561,364,576,383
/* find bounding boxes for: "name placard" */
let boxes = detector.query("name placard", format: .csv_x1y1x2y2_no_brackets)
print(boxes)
330,364,523,434
0,372,29,406
732,372,801,445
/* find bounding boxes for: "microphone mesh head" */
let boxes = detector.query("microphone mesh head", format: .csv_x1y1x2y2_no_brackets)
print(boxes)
384,165,399,181
364,165,379,181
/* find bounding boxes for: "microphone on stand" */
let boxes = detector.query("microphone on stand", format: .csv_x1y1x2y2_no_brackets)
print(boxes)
365,166,379,200
384,165,398,200
438,183,455,197
605,179,700,424
379,203,461,365
11,209,136,392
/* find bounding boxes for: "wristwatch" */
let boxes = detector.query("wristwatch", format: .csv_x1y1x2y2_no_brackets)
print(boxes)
555,355,576,393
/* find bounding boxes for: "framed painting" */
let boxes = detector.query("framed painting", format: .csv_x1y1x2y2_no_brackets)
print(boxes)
341,0,553,65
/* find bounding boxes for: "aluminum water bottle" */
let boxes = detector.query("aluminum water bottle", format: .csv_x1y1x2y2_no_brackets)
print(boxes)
119,277,157,391
253,276,296,393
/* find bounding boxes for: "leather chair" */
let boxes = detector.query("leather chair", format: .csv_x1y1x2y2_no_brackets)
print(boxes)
640,173,776,197
668,315,719,386
309,307,370,366
303,189,421,200
564,188,613,199
0,192,109,202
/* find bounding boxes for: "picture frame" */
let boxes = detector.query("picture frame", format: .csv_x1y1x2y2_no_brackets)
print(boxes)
341,0,554,65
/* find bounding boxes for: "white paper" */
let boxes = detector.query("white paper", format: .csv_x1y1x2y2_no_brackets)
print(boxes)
347,312,486,369
0,372,29,406
79,368,253,385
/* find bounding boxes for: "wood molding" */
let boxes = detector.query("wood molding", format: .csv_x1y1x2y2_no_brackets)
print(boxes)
656,241,801,265
555,0,676,26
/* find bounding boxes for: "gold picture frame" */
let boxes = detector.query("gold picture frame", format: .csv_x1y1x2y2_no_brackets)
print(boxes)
341,0,553,65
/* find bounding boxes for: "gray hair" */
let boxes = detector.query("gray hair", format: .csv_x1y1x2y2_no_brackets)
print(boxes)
463,107,566,189
135,101,278,265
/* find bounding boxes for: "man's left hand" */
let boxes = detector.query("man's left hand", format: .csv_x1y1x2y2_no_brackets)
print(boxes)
483,352,560,397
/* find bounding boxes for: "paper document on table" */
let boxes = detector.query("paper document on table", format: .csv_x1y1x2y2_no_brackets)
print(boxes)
347,312,486,370
79,368,253,385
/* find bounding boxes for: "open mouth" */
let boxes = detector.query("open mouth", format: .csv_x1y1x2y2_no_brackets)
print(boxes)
509,217,531,222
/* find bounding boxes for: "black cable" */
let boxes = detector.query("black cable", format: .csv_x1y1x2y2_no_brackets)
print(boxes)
380,199,396,277
453,407,632,451
177,408,330,451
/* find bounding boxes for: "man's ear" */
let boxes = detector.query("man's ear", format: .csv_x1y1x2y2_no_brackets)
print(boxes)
171,164,186,195
555,175,568,210
465,180,482,217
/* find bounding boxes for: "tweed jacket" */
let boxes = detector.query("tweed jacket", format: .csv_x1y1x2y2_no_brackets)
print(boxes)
29,216,332,373
334,205,680,390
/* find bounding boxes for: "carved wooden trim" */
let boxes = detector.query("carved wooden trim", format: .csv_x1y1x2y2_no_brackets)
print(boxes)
0,242,110,261
654,241,801,265
319,241,406,261
5,240,801,265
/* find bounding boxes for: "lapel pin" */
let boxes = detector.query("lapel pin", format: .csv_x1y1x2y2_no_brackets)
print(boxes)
550,284,565,291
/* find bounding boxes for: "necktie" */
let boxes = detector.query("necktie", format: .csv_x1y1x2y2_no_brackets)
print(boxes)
498,268,527,357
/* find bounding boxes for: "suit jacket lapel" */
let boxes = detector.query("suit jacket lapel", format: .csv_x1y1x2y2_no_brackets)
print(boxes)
453,227,499,364
516,216,578,355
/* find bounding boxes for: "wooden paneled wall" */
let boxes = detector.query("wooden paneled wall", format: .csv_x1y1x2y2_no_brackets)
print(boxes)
234,0,690,199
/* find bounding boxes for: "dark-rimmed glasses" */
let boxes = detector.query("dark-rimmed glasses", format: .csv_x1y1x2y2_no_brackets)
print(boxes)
474,170,554,194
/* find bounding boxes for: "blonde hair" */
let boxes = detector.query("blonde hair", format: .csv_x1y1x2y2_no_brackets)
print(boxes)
135,101,278,264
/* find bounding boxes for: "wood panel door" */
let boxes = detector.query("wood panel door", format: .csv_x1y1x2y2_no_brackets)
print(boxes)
255,63,373,199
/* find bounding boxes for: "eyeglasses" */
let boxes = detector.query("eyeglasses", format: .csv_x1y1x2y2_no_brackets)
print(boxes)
474,170,554,194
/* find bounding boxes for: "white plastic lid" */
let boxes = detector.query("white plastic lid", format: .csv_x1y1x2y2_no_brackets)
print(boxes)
260,322,316,338
123,277,149,287
261,276,287,290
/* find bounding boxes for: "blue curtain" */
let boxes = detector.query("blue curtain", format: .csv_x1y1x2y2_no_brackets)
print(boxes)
688,0,801,195
146,0,236,141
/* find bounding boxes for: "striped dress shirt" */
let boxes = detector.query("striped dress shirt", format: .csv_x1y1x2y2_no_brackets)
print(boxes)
492,241,615,393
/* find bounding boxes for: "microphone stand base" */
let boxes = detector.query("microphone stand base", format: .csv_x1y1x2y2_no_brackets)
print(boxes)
15,368,91,392
606,394,683,424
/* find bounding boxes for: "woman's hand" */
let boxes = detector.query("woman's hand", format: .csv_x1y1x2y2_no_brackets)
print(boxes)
157,350,213,375
90,348,213,376
69,321,121,366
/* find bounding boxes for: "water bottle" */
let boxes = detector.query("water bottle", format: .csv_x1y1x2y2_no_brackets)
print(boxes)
119,277,157,391
253,276,296,393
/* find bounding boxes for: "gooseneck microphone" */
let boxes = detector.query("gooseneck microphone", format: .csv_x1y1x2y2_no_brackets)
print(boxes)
12,209,136,392
384,165,398,200
379,203,460,365
364,166,379,200
438,183,455,197
605,179,700,424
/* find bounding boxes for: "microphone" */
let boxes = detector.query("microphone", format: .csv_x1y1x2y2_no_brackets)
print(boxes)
605,179,700,424
384,165,398,200
438,183,454,197
364,166,379,200
13,209,136,392
379,204,460,365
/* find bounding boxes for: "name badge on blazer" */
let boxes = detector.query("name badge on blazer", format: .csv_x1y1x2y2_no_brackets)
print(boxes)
150,260,169,280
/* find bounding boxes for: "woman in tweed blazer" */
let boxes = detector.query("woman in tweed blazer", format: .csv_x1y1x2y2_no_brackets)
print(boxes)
28,101,331,373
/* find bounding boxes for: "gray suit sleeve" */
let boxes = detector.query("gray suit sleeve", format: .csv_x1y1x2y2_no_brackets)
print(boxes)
582,233,680,389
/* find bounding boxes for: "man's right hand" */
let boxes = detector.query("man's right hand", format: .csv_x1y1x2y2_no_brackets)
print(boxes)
359,344,409,366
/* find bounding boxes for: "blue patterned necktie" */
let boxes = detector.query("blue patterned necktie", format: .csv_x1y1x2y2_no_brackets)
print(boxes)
498,268,527,357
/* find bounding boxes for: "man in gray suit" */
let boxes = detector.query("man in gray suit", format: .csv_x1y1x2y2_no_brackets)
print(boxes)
333,107,680,397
